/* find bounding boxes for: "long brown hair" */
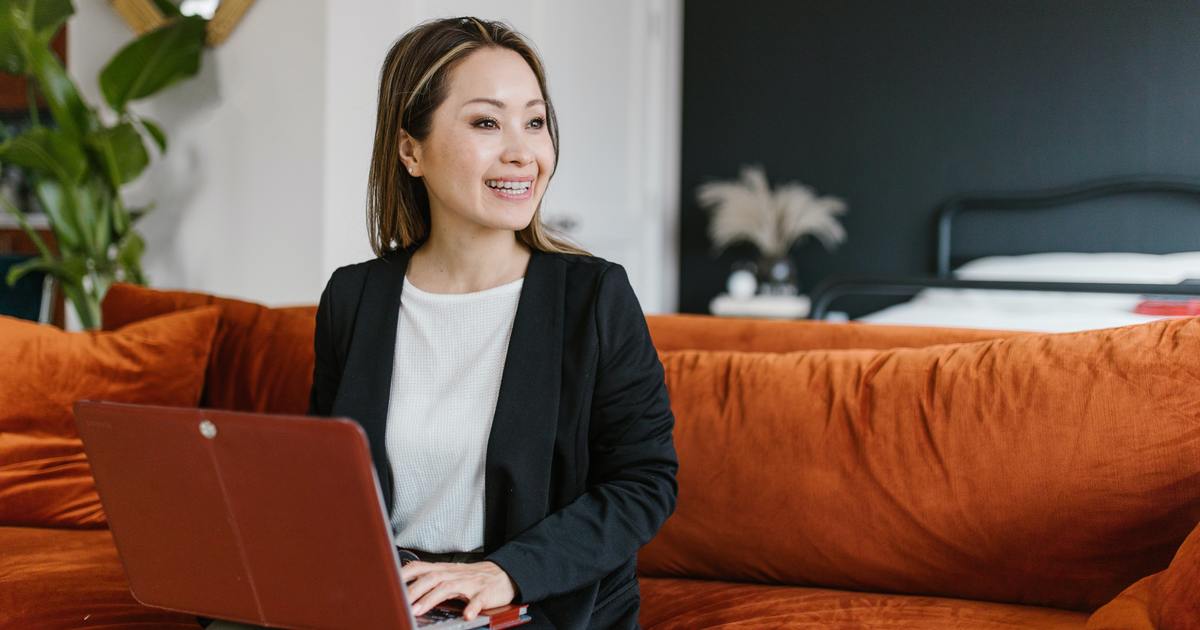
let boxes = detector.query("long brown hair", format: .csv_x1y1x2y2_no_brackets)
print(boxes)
367,16,588,258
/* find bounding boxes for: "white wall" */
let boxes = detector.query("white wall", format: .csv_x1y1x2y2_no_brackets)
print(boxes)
322,0,411,286
70,1,327,307
70,2,680,310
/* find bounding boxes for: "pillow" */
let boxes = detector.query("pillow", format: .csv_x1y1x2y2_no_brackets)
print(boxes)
0,307,220,528
912,252,1200,312
954,251,1200,284
639,315,1200,611
102,283,316,414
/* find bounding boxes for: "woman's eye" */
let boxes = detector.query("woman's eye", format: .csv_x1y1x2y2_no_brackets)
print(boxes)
472,116,545,130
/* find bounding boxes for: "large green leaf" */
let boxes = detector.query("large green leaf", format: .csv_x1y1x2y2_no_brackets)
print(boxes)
33,177,84,253
111,200,153,236
0,1,25,74
29,0,73,41
138,117,167,153
76,176,113,255
0,191,54,260
25,40,92,139
99,15,207,113
115,228,146,285
5,254,83,287
0,0,73,73
0,125,86,182
86,122,149,187
112,198,130,234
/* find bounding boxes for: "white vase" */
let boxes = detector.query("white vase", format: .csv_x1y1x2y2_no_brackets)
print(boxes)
64,301,83,332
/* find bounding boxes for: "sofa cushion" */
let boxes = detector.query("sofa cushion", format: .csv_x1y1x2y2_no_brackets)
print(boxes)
102,283,317,414
1087,519,1200,629
638,577,1087,629
646,313,1020,352
640,316,1200,611
0,526,201,628
0,307,220,528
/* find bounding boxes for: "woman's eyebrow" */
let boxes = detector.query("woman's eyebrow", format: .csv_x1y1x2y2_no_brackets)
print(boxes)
462,97,546,109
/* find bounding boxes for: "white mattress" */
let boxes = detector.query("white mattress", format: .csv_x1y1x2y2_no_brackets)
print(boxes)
856,252,1200,332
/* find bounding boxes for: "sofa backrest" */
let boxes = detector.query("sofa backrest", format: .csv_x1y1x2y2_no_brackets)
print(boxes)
638,316,1200,612
102,284,1014,414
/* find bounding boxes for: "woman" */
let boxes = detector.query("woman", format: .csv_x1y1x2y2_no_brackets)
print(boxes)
308,16,678,629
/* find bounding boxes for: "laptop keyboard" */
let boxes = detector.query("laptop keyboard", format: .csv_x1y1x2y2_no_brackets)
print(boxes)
416,605,463,626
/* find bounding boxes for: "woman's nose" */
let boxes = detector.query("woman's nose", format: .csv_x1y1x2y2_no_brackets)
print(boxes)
500,131,534,166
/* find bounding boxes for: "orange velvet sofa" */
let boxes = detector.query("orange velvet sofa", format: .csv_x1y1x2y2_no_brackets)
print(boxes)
2,282,1197,629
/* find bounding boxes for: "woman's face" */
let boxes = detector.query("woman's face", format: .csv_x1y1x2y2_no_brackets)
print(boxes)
406,47,555,237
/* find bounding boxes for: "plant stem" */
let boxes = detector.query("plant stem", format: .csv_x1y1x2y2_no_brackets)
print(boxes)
0,194,55,261
25,81,40,127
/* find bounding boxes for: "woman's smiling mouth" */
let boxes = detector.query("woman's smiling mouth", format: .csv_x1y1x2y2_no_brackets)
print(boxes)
485,178,534,201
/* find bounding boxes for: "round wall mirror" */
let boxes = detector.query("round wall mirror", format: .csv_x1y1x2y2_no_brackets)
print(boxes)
109,0,255,46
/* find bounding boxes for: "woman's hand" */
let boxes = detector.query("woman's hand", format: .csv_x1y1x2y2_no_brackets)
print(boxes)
401,560,517,620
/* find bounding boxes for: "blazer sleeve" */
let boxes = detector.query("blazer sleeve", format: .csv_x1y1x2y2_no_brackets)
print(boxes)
485,263,679,603
308,273,340,417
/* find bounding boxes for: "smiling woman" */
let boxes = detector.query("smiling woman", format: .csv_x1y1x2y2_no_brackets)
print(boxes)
298,15,679,630
366,18,585,266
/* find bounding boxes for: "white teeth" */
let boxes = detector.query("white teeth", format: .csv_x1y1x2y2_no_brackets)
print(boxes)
486,179,531,191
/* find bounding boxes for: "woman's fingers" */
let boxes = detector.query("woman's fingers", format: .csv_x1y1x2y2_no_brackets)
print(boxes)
412,582,469,616
399,560,436,582
400,560,515,619
404,570,447,606
462,597,484,621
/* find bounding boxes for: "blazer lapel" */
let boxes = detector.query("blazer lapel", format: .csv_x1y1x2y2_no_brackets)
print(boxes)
334,247,411,514
484,249,564,552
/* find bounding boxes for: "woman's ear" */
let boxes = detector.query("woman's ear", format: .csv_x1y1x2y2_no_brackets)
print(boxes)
398,129,421,177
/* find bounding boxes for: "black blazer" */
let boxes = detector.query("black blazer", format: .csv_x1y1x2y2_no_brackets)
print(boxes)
307,245,678,629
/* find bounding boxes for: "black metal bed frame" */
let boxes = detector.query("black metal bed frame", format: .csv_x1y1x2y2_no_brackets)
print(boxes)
809,176,1200,321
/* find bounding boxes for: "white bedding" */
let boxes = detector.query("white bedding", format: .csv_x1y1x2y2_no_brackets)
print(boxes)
857,252,1200,332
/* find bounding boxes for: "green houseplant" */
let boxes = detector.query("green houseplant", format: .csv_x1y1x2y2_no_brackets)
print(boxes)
0,0,207,329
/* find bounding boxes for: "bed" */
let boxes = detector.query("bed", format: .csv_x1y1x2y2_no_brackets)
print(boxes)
808,177,1200,331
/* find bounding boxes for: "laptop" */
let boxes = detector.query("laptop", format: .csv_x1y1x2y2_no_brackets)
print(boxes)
73,400,531,630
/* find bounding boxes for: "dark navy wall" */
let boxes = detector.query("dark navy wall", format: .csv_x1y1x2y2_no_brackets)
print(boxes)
678,0,1200,313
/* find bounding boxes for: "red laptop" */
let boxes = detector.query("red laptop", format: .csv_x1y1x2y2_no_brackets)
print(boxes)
73,400,530,630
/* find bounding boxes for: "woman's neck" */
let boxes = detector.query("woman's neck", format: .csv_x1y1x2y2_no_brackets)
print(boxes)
407,229,531,294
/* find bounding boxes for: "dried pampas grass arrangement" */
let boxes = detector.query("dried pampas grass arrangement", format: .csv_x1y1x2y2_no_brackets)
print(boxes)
697,165,847,258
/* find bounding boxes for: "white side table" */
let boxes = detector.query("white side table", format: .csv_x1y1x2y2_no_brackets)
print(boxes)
709,294,811,319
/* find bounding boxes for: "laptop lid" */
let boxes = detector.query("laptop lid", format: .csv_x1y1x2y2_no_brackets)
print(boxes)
73,400,418,629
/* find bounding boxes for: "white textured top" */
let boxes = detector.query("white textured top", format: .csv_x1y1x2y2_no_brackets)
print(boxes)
385,274,523,552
